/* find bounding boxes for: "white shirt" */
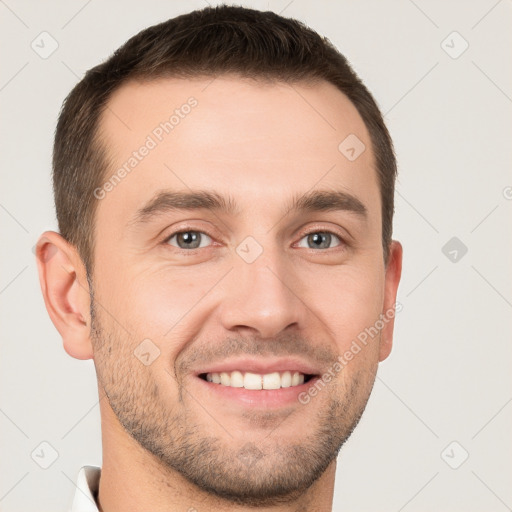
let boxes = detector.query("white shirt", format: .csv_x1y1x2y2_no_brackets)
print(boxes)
70,466,101,512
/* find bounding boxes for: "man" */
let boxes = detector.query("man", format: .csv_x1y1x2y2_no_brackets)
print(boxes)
36,4,402,511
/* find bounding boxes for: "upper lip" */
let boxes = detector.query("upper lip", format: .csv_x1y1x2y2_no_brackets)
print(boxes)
194,357,321,376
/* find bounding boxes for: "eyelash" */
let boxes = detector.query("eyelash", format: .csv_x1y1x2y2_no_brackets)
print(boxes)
162,227,347,253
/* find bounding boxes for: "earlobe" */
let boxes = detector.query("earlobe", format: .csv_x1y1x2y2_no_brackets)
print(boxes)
35,231,94,360
378,240,403,362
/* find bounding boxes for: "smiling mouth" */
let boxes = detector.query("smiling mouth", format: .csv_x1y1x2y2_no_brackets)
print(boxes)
199,371,315,390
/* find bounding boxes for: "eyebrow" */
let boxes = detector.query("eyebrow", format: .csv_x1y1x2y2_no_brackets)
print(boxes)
129,188,367,226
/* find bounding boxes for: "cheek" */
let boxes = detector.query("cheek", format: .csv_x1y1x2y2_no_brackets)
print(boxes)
107,265,220,340
302,264,385,355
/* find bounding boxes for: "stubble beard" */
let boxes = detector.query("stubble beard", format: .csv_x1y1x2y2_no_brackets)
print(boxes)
89,300,378,506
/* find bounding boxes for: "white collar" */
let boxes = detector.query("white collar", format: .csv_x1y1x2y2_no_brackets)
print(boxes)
70,466,101,512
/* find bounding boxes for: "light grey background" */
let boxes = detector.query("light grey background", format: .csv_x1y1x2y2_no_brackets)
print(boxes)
1,1,511,511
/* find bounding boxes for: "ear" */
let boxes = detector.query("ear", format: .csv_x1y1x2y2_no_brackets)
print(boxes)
378,240,403,362
35,231,94,360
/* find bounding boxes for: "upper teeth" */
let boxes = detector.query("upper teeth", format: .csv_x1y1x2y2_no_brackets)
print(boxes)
206,371,305,390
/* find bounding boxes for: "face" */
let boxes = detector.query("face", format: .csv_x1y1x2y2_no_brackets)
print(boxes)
89,76,400,505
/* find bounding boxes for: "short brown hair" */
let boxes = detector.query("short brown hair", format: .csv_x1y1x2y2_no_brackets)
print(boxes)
53,4,397,274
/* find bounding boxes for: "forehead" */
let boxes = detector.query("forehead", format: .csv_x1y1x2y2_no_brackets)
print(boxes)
95,76,379,229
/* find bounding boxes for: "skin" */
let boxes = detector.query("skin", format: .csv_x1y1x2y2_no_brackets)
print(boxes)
36,76,402,511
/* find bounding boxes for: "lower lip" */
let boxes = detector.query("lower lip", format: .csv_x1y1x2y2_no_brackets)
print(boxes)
195,376,319,408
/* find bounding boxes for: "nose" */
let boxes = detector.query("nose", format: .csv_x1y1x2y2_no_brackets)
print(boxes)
218,249,306,339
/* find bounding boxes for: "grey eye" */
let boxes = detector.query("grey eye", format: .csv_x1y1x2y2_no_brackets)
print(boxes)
297,232,341,250
167,231,213,250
